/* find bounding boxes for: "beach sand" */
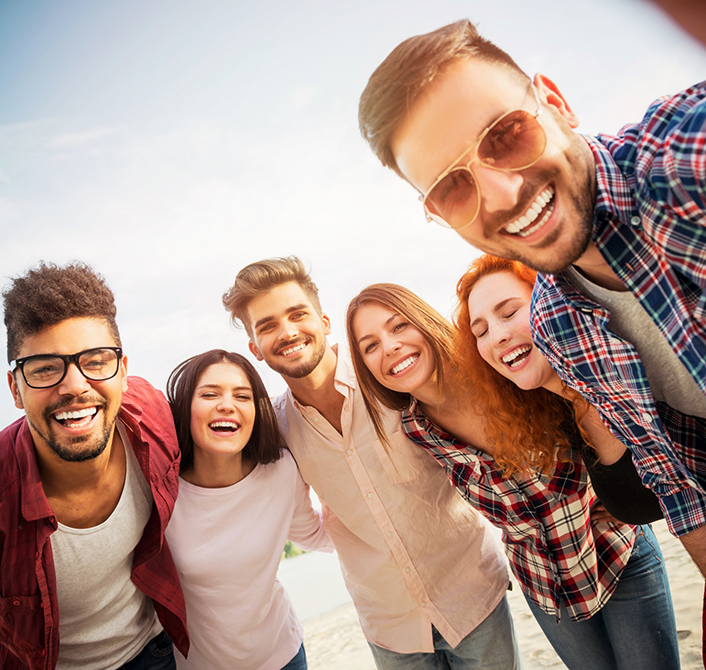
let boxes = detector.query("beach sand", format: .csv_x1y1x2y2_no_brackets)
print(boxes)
300,520,703,669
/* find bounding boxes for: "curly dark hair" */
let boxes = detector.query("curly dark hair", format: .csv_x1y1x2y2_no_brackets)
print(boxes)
3,261,121,363
166,349,285,474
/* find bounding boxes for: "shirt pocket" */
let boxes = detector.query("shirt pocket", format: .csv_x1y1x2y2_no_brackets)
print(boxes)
371,429,431,485
0,594,46,664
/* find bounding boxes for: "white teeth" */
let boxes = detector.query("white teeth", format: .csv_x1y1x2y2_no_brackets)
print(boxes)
55,407,97,421
391,355,418,375
210,421,238,430
281,343,306,356
502,346,532,367
504,187,554,235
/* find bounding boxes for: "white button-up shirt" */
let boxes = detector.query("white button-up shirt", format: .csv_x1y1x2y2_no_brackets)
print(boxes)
273,348,509,653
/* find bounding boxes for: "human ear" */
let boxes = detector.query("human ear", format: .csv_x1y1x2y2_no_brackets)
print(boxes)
533,73,580,129
8,371,24,410
321,314,332,336
248,341,264,362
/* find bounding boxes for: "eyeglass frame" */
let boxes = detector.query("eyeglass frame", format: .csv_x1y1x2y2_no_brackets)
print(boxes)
421,82,545,231
10,346,124,389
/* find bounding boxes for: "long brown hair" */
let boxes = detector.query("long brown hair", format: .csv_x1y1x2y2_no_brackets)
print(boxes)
346,283,456,447
455,255,588,476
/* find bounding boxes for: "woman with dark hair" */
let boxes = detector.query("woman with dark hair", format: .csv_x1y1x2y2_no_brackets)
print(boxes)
347,281,679,670
165,350,331,670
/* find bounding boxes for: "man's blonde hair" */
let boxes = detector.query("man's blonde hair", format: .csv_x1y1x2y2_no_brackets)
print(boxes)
222,256,323,336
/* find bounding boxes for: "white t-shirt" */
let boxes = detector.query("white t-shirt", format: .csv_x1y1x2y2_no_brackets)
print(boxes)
166,449,332,670
51,420,161,669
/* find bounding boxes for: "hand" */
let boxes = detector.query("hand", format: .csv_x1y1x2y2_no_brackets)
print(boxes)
590,502,623,526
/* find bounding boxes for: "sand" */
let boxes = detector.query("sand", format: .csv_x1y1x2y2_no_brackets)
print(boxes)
301,520,704,669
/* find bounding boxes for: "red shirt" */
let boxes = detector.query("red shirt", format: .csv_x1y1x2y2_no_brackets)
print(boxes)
0,376,189,669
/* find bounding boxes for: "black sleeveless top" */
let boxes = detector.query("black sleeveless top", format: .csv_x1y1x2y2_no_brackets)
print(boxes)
566,418,663,525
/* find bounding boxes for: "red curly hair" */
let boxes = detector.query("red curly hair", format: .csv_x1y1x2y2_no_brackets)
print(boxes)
455,255,588,476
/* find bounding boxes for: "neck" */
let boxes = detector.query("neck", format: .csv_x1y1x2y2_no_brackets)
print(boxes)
185,448,255,488
573,241,627,292
284,345,344,433
285,345,339,408
415,366,492,454
35,425,120,498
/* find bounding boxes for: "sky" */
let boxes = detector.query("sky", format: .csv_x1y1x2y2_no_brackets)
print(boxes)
1,0,705,427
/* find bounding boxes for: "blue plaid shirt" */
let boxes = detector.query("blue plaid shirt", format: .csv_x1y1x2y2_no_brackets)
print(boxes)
532,82,706,538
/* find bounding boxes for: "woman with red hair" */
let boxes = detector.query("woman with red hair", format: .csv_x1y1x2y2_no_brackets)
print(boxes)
346,265,678,670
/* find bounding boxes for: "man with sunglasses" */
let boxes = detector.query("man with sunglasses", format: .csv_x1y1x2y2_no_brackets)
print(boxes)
1,262,188,670
359,20,706,575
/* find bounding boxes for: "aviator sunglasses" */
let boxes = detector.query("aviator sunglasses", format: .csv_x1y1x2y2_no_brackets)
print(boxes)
422,83,546,230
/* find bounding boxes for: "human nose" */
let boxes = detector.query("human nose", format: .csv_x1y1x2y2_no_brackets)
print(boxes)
216,395,236,412
488,320,511,348
57,361,92,396
472,164,525,215
277,321,299,341
382,335,401,356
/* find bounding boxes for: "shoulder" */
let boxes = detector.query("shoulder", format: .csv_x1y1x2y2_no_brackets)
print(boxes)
0,417,28,489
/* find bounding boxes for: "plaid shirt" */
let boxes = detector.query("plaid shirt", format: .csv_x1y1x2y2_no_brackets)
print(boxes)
402,400,635,622
0,377,189,670
532,82,706,538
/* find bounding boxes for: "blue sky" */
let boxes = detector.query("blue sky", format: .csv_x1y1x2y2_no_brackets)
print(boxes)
1,0,705,426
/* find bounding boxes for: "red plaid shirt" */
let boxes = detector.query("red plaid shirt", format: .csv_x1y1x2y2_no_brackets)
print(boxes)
532,82,706,537
403,399,635,621
0,376,189,670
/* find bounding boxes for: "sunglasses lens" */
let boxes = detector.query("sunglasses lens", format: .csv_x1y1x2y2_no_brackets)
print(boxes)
425,168,480,230
478,110,545,169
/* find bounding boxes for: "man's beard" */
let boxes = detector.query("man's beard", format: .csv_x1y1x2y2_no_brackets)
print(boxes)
482,133,595,274
268,337,327,379
31,396,115,463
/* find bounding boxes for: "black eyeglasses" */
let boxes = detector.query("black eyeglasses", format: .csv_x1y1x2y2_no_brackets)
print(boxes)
11,347,123,389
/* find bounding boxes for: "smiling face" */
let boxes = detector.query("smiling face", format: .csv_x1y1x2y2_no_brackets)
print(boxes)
352,302,436,398
391,58,595,273
8,317,127,463
467,271,555,390
190,361,256,461
246,282,330,380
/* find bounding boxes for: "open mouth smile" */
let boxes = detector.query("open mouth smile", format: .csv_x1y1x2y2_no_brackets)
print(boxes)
501,345,532,369
53,406,99,429
502,186,555,238
209,420,241,433
389,354,419,376
278,341,308,357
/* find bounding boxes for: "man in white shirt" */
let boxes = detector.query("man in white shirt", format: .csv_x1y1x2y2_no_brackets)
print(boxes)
222,255,520,669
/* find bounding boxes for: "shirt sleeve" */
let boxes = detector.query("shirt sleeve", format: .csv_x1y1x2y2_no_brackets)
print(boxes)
637,83,706,288
287,456,334,553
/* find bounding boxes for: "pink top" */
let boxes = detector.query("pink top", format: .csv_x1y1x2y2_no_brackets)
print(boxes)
165,450,332,670
273,348,509,653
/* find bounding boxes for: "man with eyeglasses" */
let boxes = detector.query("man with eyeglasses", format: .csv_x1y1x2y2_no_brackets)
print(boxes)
359,20,706,575
1,262,188,670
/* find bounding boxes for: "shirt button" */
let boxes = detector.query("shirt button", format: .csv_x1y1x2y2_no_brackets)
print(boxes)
630,216,641,226
387,531,393,537
641,413,653,424
405,567,411,573
313,417,319,423
367,492,374,499
12,599,20,606
420,601,427,608
346,449,353,455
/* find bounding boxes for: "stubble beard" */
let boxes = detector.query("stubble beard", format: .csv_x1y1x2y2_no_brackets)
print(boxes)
31,396,115,463
482,134,596,274
268,337,327,380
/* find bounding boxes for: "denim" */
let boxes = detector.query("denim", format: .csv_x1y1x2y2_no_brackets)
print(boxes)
368,594,522,669
525,525,680,670
117,630,176,670
281,643,307,670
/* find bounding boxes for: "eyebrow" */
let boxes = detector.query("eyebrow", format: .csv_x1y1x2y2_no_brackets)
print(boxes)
469,297,518,329
357,313,398,346
253,303,309,331
197,384,252,392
